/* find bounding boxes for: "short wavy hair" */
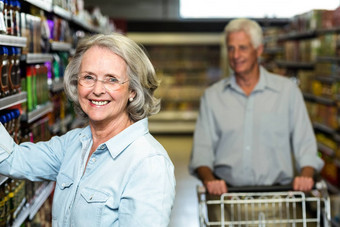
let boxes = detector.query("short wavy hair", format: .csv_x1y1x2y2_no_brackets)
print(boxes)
224,18,263,48
63,33,160,122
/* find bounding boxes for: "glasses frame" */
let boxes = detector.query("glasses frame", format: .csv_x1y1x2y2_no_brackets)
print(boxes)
77,73,129,91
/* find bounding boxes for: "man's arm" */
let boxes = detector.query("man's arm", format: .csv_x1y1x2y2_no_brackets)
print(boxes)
196,166,227,195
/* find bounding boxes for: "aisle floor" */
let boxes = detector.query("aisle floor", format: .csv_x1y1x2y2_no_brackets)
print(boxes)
155,135,201,227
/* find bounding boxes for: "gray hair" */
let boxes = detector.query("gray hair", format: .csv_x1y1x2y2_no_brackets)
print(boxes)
63,33,160,122
224,18,263,48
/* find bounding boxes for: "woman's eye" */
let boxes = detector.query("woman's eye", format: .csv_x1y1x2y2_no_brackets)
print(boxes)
107,77,118,83
84,75,95,80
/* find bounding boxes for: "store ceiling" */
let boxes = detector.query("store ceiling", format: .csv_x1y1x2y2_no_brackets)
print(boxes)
84,0,180,20
83,0,290,32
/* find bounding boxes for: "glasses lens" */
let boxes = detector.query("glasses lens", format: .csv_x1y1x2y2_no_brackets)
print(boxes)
78,74,95,87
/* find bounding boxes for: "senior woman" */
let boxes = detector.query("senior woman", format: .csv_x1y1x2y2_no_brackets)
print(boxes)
0,33,175,226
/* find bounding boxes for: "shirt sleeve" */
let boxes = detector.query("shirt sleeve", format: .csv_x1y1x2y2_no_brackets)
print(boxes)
118,155,175,227
189,92,216,175
290,84,324,172
0,122,64,181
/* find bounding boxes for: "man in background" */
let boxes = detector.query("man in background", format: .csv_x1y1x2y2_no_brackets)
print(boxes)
189,18,324,196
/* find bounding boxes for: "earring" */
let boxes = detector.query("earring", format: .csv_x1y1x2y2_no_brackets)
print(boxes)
129,97,134,102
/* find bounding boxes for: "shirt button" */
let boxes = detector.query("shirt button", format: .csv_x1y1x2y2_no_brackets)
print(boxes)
62,183,66,187
100,145,105,149
91,158,96,162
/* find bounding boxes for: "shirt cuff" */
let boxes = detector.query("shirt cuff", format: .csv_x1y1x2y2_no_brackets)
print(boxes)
0,123,15,161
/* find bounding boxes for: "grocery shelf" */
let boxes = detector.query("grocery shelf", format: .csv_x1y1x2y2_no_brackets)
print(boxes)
317,56,340,63
52,5,72,20
0,92,27,111
128,32,223,45
24,0,53,12
72,16,101,34
13,182,55,226
25,53,53,64
149,111,198,134
314,75,340,83
12,199,29,227
23,0,100,34
29,181,55,220
149,121,196,134
278,30,317,41
303,93,336,106
25,102,53,124
0,35,27,47
318,142,335,157
276,60,315,69
49,80,64,93
313,122,337,135
149,110,198,122
50,41,72,52
0,175,8,185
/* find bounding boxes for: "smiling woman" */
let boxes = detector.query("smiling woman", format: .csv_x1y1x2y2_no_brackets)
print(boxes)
180,0,339,18
0,33,176,227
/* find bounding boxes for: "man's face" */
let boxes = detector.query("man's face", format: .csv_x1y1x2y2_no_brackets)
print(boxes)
227,30,262,77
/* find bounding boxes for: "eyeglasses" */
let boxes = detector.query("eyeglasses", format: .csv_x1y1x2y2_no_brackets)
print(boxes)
77,73,129,91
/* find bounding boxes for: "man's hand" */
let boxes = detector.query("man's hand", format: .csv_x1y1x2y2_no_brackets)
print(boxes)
204,179,228,195
293,176,314,192
196,166,228,195
293,166,315,192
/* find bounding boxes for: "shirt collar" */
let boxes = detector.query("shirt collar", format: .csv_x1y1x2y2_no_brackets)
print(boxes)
78,118,149,159
224,66,280,93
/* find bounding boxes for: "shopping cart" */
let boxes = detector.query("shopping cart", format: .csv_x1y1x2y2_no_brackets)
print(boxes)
197,180,331,226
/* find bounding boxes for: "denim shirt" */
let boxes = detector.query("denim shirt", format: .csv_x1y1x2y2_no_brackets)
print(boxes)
189,67,324,186
0,118,176,226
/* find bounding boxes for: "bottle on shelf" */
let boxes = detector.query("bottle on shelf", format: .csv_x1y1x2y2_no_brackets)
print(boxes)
0,46,9,97
0,0,6,34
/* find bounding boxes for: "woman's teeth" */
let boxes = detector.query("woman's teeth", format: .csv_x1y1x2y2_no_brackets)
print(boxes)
91,100,109,106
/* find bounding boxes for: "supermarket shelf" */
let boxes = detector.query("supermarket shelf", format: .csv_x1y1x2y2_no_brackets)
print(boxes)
52,5,72,20
128,32,223,45
318,142,335,157
24,0,52,12
51,41,72,52
278,30,317,41
278,27,340,42
314,75,340,83
303,93,336,106
313,122,337,135
12,182,55,226
12,198,28,227
149,111,198,133
149,121,196,134
72,16,101,33
0,92,27,111
263,47,283,54
276,60,315,69
326,180,340,195
25,102,53,124
149,110,198,122
317,56,340,63
0,35,27,47
25,53,53,64
29,181,55,220
23,0,100,33
0,175,8,185
49,80,64,93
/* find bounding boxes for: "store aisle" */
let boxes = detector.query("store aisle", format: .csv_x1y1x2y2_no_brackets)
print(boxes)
154,135,201,227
